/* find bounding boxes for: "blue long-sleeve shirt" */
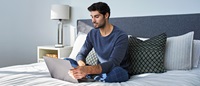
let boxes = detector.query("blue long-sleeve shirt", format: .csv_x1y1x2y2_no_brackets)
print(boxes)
76,26,128,73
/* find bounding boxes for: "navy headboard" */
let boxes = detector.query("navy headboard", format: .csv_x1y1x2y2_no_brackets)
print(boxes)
77,13,200,40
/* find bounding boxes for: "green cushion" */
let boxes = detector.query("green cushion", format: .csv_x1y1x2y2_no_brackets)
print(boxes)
127,33,167,75
86,48,98,65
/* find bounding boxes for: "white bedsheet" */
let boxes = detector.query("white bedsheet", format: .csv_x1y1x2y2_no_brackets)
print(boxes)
0,62,200,86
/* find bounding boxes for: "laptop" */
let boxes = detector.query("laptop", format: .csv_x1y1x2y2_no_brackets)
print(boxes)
43,56,95,83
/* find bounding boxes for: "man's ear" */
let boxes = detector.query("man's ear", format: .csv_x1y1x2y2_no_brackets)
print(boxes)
105,12,109,19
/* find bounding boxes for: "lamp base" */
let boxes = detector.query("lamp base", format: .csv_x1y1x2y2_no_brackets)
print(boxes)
55,44,64,48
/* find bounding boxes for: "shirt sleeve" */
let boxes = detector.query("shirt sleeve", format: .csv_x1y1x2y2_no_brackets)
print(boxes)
76,31,93,63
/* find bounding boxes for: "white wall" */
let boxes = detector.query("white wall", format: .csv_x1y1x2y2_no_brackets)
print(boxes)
0,0,200,68
61,0,200,26
0,0,66,67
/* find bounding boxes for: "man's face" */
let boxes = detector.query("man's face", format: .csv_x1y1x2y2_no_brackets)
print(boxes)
90,11,106,29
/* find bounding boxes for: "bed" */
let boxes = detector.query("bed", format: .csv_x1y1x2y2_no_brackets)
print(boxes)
0,13,200,86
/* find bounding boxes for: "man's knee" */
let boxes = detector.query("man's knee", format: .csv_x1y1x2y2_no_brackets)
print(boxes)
105,67,129,82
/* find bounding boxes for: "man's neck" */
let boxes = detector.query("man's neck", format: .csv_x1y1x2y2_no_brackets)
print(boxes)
99,23,113,37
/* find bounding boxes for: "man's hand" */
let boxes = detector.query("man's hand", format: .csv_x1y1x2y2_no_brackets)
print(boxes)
77,60,86,66
68,65,102,79
68,60,87,79
68,66,87,79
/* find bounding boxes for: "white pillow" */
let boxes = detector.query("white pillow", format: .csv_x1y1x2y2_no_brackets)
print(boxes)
68,32,87,60
193,40,200,68
164,31,194,70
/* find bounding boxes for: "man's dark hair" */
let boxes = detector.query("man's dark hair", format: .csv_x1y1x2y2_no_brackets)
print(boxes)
88,2,111,18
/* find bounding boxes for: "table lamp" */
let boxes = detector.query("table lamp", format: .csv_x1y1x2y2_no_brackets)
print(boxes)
51,4,70,48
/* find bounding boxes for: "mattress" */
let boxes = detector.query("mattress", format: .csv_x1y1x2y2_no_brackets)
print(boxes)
0,62,199,86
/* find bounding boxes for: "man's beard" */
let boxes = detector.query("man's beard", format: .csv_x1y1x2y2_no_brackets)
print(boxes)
94,19,106,29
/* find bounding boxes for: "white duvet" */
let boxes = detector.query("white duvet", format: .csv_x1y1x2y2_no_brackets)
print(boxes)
0,62,200,86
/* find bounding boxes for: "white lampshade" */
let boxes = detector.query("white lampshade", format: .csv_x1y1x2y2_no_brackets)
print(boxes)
51,5,70,20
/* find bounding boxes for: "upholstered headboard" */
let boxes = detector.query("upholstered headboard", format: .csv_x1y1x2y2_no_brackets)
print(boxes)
77,13,200,40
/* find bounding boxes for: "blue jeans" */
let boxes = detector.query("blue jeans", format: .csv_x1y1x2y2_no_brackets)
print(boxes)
64,58,129,82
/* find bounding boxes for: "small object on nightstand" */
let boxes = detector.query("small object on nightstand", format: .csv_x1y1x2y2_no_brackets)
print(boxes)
46,53,58,58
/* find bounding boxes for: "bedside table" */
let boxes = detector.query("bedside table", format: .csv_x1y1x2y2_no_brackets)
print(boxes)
37,46,72,62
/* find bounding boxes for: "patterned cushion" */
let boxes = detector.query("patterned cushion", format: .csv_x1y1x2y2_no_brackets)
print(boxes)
127,33,167,75
86,48,98,65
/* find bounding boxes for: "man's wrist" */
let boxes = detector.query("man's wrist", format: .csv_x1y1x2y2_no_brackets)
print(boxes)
77,61,102,74
85,65,102,74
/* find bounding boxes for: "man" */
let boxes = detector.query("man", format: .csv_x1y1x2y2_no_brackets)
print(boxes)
68,2,129,82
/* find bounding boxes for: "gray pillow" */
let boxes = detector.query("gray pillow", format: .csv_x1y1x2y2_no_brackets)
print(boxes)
127,33,167,75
